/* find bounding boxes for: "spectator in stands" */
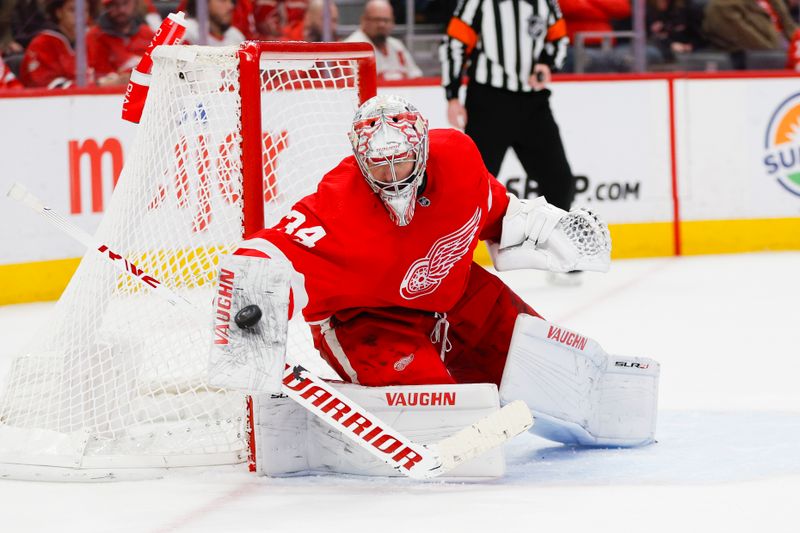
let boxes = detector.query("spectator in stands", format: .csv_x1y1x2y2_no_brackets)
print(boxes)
252,0,286,39
142,0,162,31
20,0,78,88
703,0,799,68
178,0,254,37
647,0,702,63
252,0,307,36
1,0,24,56
559,0,631,72
86,0,154,85
560,0,631,44
7,0,47,52
284,0,337,41
184,0,246,45
791,0,800,20
285,0,308,27
344,0,422,80
1,2,23,90
0,54,23,89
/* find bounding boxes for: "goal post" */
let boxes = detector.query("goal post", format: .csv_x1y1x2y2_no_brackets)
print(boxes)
238,41,378,236
0,42,377,481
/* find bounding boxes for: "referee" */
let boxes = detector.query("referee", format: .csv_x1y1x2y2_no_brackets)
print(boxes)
440,0,575,214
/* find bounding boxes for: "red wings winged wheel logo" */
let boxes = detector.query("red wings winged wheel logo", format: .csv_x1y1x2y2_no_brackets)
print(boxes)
400,208,482,300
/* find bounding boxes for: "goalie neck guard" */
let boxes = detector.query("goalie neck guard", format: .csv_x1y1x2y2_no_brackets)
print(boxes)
349,95,429,226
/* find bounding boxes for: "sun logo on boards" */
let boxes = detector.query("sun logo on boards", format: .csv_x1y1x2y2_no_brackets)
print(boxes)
763,92,800,197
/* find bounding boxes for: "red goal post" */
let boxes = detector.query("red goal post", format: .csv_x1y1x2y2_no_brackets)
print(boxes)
238,41,377,236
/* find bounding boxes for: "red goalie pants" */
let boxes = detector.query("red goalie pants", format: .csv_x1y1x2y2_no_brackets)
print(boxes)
311,264,541,387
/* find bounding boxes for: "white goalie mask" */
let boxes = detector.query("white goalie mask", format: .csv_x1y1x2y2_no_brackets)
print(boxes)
349,95,429,226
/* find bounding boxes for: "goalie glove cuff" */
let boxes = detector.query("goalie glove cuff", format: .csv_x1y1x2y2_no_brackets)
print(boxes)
498,194,567,249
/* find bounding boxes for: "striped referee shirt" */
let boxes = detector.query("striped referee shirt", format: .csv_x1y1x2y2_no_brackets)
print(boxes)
440,0,568,100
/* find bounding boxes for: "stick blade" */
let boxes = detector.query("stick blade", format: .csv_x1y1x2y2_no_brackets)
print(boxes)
7,182,27,201
425,400,533,478
7,182,44,211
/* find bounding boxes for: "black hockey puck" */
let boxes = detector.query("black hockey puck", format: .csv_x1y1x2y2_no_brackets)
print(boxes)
234,304,262,329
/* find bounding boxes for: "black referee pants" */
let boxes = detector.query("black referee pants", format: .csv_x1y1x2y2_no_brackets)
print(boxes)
464,83,575,211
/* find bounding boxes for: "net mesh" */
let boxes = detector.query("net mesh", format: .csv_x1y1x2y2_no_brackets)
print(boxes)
0,45,369,474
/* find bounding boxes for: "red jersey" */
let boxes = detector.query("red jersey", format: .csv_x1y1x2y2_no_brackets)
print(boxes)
86,18,154,76
559,0,631,45
281,19,304,41
0,56,23,89
236,129,510,322
284,0,308,25
177,0,255,38
20,30,76,88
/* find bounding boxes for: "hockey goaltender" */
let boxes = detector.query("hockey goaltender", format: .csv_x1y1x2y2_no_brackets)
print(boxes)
208,95,660,479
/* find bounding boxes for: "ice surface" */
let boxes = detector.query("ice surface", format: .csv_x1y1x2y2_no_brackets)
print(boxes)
1,252,798,533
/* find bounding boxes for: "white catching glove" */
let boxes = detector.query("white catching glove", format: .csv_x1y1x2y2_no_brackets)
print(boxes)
488,194,611,273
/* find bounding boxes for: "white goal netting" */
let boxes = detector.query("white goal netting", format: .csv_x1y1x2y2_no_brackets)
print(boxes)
0,43,375,479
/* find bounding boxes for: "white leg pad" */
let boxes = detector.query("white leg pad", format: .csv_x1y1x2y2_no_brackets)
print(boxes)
252,394,310,476
499,314,659,447
252,383,507,478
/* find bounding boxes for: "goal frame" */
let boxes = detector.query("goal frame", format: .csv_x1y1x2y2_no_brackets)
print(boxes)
239,41,378,237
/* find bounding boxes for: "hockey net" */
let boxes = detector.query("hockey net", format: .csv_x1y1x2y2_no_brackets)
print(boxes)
0,42,376,480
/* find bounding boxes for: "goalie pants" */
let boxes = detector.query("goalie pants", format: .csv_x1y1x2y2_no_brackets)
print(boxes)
311,264,540,387
464,82,576,211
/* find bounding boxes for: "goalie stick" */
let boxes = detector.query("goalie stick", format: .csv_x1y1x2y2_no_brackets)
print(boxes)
7,182,533,480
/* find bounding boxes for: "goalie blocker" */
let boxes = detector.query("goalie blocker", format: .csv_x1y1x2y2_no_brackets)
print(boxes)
208,254,290,394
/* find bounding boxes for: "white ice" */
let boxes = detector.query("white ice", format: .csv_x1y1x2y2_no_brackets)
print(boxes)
1,252,798,533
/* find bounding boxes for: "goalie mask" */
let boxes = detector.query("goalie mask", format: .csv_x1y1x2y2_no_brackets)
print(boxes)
349,95,429,226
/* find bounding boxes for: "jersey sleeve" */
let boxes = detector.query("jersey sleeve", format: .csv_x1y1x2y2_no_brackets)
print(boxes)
538,0,569,71
86,29,114,76
0,56,22,89
480,174,510,242
233,200,329,320
440,0,482,100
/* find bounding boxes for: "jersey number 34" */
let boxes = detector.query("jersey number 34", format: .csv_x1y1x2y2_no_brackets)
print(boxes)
276,210,326,248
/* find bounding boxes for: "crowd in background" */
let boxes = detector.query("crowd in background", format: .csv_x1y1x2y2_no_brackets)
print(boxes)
1,0,800,90
0,0,423,88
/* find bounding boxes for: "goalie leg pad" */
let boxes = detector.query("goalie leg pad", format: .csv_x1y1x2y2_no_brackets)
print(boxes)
253,382,507,478
499,314,659,447
208,254,290,394
252,394,310,476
